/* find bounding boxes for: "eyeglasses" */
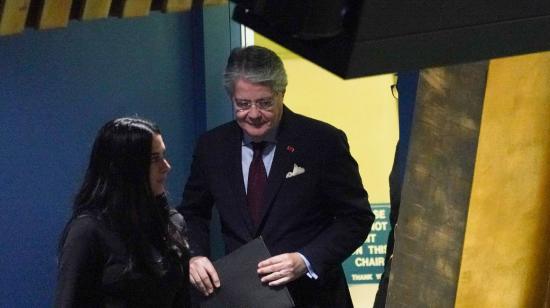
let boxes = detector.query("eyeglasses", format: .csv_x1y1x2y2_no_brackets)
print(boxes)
390,84,399,99
233,97,276,111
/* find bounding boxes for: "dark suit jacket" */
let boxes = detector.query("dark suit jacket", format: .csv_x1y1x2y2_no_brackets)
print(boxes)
179,106,374,307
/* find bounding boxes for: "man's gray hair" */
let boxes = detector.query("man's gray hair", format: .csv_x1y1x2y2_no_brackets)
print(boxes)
223,46,287,96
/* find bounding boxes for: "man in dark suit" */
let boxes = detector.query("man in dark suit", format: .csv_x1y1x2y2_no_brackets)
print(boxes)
179,45,374,307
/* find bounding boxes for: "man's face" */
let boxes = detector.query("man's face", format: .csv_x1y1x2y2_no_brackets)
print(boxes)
232,78,284,142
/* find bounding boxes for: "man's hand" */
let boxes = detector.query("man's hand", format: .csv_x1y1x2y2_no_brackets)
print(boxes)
189,256,220,296
257,252,307,286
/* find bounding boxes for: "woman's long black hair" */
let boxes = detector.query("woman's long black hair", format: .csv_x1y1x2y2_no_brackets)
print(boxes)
59,117,187,274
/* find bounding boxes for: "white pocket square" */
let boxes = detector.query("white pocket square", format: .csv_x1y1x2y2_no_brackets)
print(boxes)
286,164,305,178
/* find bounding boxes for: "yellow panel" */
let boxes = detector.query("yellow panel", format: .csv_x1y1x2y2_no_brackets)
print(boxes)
254,33,300,59
0,0,31,35
162,0,192,12
253,35,398,204
80,0,112,20
37,0,72,30
456,51,550,307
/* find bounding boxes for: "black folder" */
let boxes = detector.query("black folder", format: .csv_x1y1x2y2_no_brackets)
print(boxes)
200,237,295,308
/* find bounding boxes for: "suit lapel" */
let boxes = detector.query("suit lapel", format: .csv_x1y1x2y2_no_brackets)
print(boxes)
256,107,298,234
223,123,255,236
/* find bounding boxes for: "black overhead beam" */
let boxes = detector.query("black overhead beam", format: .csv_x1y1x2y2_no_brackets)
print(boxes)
230,0,550,78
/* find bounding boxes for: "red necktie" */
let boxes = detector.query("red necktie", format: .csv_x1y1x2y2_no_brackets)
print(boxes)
247,142,267,226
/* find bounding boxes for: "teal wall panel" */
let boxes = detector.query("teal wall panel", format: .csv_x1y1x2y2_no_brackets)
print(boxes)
0,11,205,307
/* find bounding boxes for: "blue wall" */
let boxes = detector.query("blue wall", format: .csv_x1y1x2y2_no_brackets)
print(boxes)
203,4,241,129
0,12,207,307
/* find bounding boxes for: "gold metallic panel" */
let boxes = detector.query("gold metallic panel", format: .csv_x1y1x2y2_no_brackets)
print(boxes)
112,0,153,18
387,61,489,307
161,0,192,12
455,51,550,307
0,0,31,35
79,0,112,20
203,0,228,6
35,0,72,30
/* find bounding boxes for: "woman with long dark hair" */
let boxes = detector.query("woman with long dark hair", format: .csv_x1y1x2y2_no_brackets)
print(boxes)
55,117,190,307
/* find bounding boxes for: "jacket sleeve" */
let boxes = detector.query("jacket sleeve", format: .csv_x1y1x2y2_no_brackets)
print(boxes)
168,210,192,308
177,137,215,257
300,128,375,277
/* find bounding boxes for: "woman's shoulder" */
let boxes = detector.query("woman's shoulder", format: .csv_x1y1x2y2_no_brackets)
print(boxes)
168,208,186,229
58,212,110,263
65,211,106,241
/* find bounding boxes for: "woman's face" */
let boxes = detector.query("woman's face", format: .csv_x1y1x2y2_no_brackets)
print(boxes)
149,134,171,196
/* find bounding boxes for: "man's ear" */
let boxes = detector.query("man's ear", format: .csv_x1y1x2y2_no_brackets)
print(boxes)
281,90,286,98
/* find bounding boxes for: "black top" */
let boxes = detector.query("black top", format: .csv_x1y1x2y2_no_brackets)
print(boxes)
55,211,190,308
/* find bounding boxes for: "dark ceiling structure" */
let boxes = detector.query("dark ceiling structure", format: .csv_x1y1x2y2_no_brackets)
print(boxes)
230,0,550,78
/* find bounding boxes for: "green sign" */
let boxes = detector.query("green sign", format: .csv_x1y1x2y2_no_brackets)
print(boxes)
343,203,391,284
